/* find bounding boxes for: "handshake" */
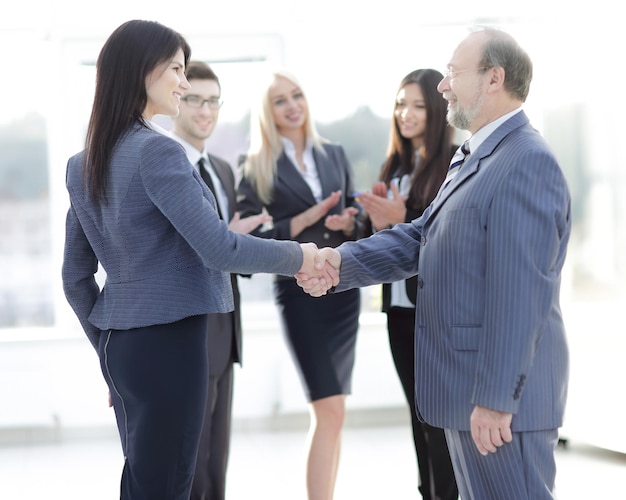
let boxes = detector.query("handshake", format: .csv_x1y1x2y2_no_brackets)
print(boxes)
296,243,342,297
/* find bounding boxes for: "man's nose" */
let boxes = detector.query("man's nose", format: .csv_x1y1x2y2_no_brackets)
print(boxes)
437,76,449,94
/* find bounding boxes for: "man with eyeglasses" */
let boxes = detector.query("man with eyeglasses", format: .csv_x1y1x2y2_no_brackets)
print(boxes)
171,60,270,500
298,27,571,499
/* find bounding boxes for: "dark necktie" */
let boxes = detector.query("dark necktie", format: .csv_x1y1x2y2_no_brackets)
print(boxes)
447,140,470,177
197,158,223,219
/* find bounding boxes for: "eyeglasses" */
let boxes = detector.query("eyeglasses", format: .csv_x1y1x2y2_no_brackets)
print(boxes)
443,67,488,79
181,95,223,109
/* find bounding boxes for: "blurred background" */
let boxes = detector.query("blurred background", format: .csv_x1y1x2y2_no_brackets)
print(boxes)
1,0,624,474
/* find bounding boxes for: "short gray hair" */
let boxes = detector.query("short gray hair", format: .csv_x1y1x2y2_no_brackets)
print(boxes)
475,27,533,102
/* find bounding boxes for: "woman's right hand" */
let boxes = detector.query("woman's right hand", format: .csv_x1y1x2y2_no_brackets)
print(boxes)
291,190,342,237
359,182,407,231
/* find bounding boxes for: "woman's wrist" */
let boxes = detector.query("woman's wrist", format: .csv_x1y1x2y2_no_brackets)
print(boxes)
343,219,356,236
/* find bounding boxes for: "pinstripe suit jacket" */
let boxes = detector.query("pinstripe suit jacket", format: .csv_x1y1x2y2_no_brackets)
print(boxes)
62,122,302,351
336,111,571,431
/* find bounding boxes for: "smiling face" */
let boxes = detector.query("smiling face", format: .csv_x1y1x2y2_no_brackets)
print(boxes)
394,82,427,149
437,32,490,133
173,78,221,151
268,76,308,135
143,48,190,120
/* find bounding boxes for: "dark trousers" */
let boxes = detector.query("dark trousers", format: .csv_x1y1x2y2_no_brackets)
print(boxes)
387,307,458,500
100,315,209,500
191,311,235,500
190,365,233,500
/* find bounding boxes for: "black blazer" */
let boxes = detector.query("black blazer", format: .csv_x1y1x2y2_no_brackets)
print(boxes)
236,143,361,274
201,154,242,367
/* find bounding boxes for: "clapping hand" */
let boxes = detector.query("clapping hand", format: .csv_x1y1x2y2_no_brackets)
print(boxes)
292,191,343,237
324,206,359,233
296,246,342,297
358,181,407,231
229,211,272,234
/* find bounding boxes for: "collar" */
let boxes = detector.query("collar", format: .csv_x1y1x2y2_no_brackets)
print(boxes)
145,119,173,138
280,135,313,155
468,107,523,154
171,132,208,167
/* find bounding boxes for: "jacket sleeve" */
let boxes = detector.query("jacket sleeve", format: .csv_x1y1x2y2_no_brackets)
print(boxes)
61,200,102,351
140,136,303,276
336,220,422,291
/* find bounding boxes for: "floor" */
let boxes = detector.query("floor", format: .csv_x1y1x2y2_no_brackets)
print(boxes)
1,418,624,499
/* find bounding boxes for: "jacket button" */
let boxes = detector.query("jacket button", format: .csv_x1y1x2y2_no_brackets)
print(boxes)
421,236,426,245
323,232,330,240
417,277,424,288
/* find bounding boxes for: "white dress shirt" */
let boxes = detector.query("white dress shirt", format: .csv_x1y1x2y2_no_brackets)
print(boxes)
281,136,323,202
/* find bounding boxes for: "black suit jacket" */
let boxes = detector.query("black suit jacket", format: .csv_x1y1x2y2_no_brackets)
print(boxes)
201,154,242,370
236,144,361,269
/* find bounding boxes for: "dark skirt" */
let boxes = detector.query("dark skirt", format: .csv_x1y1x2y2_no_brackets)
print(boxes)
274,278,360,402
100,314,209,500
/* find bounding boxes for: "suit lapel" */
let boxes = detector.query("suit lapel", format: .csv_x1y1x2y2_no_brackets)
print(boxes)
276,151,318,205
208,154,236,220
426,111,530,220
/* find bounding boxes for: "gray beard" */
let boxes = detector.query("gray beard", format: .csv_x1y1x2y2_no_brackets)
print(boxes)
448,108,471,130
447,91,484,131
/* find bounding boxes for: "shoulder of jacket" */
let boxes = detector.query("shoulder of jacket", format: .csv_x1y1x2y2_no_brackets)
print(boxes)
138,130,184,156
322,141,343,152
208,153,232,168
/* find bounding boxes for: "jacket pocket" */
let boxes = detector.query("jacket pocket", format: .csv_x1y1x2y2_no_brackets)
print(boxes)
450,326,480,351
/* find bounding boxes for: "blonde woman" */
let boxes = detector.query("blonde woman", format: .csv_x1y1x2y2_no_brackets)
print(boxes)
237,70,361,500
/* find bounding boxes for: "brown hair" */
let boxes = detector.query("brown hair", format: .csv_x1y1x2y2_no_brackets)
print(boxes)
379,69,454,215
83,20,191,205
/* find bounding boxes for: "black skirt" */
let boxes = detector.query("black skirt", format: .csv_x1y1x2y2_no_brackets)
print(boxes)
100,314,209,499
274,278,360,401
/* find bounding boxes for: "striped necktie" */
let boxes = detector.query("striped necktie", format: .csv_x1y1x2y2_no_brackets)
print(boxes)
447,141,470,178
436,141,470,198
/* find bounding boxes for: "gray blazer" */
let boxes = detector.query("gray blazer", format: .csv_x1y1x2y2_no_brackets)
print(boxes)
336,111,571,431
62,123,302,350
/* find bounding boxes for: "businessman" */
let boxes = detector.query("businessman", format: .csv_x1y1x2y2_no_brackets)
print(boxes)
298,27,571,499
171,61,270,500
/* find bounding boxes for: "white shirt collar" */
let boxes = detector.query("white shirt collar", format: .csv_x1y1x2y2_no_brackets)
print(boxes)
280,136,313,155
468,107,523,154
145,119,172,138
170,132,207,169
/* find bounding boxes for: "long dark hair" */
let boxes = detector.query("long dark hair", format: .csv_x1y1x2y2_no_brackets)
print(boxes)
379,69,453,215
83,20,191,205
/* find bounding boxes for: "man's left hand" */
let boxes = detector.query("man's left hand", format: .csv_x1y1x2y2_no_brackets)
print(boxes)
470,405,513,455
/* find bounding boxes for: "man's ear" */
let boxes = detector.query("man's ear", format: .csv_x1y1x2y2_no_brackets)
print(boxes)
487,66,506,93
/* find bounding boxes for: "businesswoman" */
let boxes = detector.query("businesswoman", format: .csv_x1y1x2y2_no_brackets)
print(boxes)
61,21,322,500
236,69,361,500
357,69,458,500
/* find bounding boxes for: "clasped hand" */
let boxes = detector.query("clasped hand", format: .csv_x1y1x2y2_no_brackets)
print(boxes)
296,244,342,297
